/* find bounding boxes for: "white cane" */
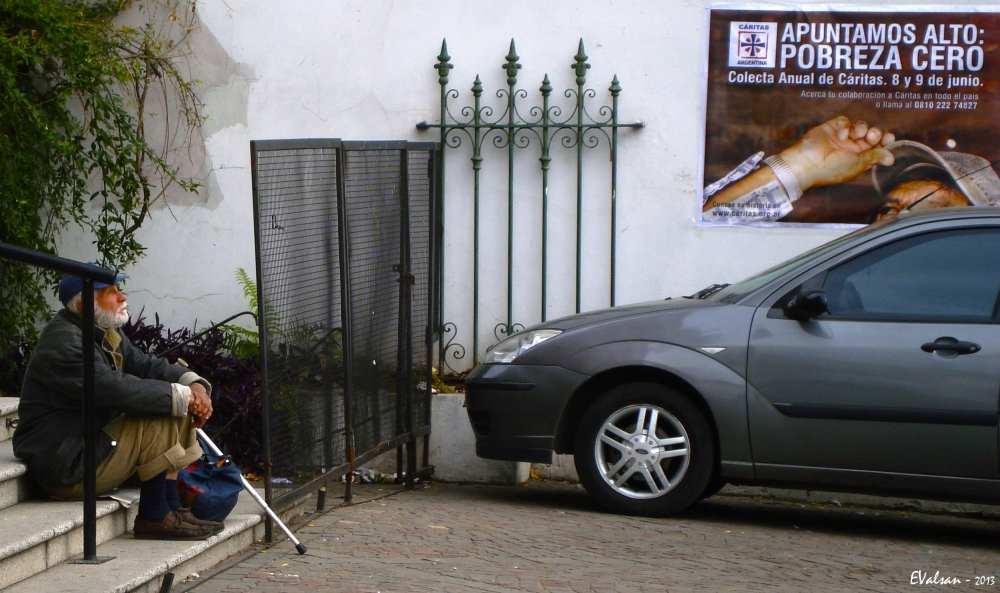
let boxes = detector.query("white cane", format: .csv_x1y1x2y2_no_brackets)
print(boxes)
196,428,307,555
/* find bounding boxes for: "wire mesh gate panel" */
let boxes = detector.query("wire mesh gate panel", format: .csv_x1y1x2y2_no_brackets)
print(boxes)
251,139,438,514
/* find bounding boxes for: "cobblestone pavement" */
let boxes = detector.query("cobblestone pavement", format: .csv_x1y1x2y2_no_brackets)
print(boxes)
188,481,1000,592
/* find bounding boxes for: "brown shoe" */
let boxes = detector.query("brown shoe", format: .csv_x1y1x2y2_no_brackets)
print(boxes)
174,508,225,534
134,511,215,540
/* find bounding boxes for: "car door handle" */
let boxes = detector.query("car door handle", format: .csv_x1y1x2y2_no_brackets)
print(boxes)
921,337,981,355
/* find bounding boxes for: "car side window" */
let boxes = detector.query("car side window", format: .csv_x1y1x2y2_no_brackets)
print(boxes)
819,228,1000,322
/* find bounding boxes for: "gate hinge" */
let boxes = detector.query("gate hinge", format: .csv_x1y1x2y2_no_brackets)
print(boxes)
5,418,18,430
393,265,416,285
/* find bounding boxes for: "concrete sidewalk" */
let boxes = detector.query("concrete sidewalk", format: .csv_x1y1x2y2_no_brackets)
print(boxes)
182,480,1000,592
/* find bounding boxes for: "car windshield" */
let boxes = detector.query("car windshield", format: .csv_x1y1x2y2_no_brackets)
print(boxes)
705,219,894,304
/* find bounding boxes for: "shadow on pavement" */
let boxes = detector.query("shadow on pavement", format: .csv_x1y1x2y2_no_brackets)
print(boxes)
428,481,600,513
441,480,1000,551
686,496,1000,550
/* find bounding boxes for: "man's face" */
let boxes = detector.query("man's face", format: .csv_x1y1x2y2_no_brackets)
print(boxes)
877,180,970,220
94,285,129,329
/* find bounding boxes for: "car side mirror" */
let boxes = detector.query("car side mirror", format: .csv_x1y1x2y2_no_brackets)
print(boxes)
783,289,829,321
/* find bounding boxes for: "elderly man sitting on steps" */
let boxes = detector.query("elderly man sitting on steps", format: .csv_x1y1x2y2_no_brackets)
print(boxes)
13,271,223,540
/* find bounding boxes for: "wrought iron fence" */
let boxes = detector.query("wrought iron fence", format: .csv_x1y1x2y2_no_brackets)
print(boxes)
418,39,643,369
250,139,437,534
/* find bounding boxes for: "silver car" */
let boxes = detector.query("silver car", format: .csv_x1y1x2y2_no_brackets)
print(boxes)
466,208,1000,515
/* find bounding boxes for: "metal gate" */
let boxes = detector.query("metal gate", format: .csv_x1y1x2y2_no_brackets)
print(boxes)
417,39,642,369
250,140,438,532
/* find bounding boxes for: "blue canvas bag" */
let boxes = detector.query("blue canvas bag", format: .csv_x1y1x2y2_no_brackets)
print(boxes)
176,434,243,522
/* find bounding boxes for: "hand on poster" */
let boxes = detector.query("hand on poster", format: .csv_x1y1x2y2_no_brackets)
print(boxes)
781,116,895,190
704,116,895,211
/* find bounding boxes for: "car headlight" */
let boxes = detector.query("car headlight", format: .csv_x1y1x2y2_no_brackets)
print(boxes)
483,329,562,364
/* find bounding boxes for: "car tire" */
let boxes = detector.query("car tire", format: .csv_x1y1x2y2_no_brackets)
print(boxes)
574,382,715,516
698,477,728,501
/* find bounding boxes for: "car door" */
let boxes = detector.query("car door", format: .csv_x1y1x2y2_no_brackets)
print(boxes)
747,226,1000,480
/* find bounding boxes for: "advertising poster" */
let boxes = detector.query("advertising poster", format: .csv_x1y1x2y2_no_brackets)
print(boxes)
702,6,1000,226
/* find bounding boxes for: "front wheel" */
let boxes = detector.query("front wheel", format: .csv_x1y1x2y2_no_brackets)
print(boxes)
574,382,715,516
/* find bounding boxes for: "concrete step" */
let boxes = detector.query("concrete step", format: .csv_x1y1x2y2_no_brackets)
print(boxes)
0,441,31,513
1,398,18,443
0,398,315,592
5,488,310,593
0,498,129,590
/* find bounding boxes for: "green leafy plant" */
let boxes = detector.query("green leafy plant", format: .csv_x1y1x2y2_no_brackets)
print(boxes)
220,268,261,360
0,0,204,392
236,267,259,313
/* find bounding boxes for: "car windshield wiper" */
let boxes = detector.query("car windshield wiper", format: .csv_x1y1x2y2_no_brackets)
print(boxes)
683,283,730,300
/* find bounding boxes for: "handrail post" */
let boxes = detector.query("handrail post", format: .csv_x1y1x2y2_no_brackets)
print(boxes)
81,280,99,562
71,279,112,563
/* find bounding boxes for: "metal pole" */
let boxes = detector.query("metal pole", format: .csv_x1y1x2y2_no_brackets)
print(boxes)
504,41,520,337
323,144,338,478
68,277,113,562
471,75,483,363
197,429,306,554
610,76,621,308
316,484,326,512
0,245,114,283
250,141,275,543
402,147,417,489
397,148,410,484
435,41,452,373
81,280,98,562
573,40,590,315
540,75,552,322
424,149,439,472
336,144,356,504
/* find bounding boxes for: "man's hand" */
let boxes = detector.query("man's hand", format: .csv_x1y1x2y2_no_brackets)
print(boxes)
780,116,896,191
188,382,213,429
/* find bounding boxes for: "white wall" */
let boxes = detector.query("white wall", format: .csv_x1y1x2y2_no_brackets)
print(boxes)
56,0,1000,361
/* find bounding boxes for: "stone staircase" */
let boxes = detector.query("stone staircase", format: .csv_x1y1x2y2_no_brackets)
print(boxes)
0,397,306,592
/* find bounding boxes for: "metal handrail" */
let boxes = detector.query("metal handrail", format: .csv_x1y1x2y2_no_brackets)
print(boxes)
0,242,117,564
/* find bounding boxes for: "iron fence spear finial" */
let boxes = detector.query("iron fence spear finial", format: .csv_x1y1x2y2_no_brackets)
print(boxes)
436,39,453,85
610,75,621,97
504,39,521,86
573,39,590,86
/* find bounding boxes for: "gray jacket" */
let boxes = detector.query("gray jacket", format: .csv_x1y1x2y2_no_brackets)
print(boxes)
13,309,192,487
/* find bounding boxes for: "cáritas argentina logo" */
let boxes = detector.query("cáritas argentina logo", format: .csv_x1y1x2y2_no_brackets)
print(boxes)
729,22,778,68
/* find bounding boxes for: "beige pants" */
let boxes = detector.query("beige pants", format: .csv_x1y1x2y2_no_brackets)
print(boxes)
44,415,203,500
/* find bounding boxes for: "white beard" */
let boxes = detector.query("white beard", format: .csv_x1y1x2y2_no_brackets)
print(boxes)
94,303,129,329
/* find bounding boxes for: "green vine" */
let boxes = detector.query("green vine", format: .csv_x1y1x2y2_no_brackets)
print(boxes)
0,0,204,391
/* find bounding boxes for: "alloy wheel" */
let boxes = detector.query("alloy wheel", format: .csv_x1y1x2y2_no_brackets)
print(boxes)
593,404,690,500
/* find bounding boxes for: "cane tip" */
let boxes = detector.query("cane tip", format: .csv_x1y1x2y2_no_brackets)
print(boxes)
296,543,307,555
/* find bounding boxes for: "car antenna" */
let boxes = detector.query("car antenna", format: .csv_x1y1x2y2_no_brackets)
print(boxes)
899,156,1000,214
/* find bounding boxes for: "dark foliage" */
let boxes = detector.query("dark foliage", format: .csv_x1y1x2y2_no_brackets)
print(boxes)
123,309,263,473
0,341,30,396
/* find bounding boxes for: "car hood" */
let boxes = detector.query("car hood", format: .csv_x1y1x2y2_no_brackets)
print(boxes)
532,297,723,332
513,296,755,378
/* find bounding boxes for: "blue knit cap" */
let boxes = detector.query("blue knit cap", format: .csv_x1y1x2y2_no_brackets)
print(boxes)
57,264,128,306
